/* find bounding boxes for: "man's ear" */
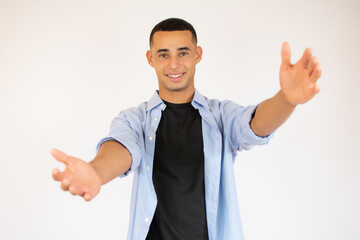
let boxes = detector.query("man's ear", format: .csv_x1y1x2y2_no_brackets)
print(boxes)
195,46,203,64
146,50,154,68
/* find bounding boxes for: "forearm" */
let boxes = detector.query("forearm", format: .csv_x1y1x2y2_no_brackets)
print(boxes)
90,140,132,185
250,90,296,137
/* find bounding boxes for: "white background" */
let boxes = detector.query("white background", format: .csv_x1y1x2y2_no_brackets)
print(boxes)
1,0,359,239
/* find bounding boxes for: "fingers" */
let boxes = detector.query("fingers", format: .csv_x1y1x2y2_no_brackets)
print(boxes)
307,82,320,96
61,178,70,191
310,65,322,82
59,179,90,200
308,56,322,82
312,83,320,94
52,168,64,181
83,193,92,201
50,149,70,164
307,57,318,74
64,183,93,201
66,184,93,201
69,185,85,196
299,48,312,68
281,41,291,66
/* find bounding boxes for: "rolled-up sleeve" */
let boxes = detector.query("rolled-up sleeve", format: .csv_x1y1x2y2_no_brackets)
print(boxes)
220,101,274,152
96,110,143,177
239,105,274,147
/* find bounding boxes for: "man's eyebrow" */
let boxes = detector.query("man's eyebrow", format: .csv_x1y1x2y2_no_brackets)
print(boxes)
156,47,191,54
178,47,190,51
156,49,169,53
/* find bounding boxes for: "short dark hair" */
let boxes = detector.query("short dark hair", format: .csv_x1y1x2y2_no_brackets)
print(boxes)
149,18,197,47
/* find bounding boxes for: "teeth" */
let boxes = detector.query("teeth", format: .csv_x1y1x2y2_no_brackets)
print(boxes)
168,74,183,78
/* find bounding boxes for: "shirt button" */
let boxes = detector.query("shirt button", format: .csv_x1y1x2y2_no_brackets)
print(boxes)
160,104,165,109
145,217,149,223
154,117,158,121
148,136,153,141
146,166,150,171
147,107,150,110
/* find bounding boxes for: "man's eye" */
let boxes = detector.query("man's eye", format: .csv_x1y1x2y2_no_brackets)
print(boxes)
159,54,168,58
179,52,188,57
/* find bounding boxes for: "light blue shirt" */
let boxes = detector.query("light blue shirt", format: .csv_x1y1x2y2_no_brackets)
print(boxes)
98,89,273,240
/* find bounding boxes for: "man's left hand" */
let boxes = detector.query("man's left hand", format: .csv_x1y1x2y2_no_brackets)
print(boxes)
279,42,322,105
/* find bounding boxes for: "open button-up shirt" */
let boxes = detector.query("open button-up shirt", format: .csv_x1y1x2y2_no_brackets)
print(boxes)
97,89,273,240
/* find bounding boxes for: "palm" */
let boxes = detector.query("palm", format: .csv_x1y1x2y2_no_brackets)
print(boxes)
279,42,321,105
51,149,101,201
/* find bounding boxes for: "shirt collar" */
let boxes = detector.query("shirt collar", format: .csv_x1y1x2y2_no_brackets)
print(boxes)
192,88,210,110
146,91,164,112
192,89,219,130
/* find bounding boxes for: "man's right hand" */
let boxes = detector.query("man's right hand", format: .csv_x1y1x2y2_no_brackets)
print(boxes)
51,149,102,201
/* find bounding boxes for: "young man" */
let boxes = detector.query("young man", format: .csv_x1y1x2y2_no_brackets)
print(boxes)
51,18,321,240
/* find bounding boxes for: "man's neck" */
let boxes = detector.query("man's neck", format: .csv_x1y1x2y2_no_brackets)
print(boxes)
158,89,195,104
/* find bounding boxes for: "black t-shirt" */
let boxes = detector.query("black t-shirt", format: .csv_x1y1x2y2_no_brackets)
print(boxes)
146,101,209,240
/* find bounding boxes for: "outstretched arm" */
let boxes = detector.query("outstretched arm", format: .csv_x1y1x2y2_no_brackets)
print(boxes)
51,140,132,201
250,42,322,137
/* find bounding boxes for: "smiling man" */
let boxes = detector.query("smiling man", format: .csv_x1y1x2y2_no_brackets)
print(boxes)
51,18,321,240
146,30,202,103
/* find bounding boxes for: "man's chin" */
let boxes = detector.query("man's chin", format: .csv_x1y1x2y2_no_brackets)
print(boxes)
169,87,187,92
159,79,194,94
162,82,188,92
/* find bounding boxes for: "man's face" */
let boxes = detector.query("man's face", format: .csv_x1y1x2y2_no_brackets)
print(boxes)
146,30,202,101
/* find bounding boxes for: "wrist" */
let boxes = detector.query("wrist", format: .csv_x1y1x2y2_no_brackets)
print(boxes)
279,89,297,108
89,161,105,185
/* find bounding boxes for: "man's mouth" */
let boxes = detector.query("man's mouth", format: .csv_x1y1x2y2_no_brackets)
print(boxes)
166,73,184,82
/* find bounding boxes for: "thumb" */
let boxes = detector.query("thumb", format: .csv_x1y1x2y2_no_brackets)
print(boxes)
50,148,70,164
281,41,291,66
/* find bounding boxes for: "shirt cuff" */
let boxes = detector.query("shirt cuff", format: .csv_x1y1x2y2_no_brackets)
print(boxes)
241,105,275,146
96,137,142,177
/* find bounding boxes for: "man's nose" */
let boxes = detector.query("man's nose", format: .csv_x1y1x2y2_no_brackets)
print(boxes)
168,56,180,69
